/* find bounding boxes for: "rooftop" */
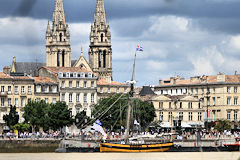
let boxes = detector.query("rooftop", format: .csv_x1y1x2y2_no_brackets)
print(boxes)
158,73,240,87
97,78,128,86
33,77,57,84
0,72,32,80
42,66,92,76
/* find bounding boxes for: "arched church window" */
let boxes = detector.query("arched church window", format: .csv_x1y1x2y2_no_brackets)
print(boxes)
103,50,106,68
101,33,104,42
62,50,65,67
59,33,63,42
57,51,60,67
99,50,102,68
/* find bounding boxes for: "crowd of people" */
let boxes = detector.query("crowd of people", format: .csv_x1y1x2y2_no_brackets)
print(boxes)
0,131,62,140
0,129,240,141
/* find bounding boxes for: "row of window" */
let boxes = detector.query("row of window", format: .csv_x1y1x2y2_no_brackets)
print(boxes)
100,87,127,94
159,86,239,95
158,102,197,109
61,81,95,89
227,111,238,121
227,97,238,106
159,112,202,122
58,72,94,78
0,97,57,107
61,93,95,103
0,85,58,94
1,86,32,94
36,85,57,93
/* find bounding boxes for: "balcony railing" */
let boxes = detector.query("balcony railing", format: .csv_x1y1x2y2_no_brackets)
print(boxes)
0,91,7,96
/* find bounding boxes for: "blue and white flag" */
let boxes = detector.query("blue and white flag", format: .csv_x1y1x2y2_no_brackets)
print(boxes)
95,119,102,126
136,45,143,52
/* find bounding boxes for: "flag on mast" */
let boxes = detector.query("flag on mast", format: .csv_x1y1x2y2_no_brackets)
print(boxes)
136,45,143,52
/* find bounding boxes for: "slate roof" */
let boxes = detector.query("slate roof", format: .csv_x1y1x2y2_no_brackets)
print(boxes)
139,86,156,96
71,60,77,67
15,62,45,76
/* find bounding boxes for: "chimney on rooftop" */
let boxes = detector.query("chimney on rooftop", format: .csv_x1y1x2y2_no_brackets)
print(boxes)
217,72,225,82
159,79,163,86
3,66,10,75
106,76,111,84
170,76,179,85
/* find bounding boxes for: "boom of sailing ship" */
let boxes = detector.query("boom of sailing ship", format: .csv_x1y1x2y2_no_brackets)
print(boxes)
99,48,174,152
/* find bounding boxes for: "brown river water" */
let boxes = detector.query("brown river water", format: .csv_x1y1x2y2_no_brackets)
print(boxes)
0,153,240,160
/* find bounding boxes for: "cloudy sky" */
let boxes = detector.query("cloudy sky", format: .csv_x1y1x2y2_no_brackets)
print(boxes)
0,0,240,86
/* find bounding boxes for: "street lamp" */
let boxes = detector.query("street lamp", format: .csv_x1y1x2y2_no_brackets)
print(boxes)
206,85,210,131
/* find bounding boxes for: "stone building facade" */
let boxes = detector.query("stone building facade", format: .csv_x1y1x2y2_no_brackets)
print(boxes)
97,78,130,99
151,95,204,128
152,73,240,127
38,66,98,117
0,71,59,132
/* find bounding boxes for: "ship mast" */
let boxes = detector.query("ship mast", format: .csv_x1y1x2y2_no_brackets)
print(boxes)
125,51,137,143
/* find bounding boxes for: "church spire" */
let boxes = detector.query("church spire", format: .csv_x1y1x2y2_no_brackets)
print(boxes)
46,0,71,67
94,0,107,25
53,0,66,25
89,0,113,80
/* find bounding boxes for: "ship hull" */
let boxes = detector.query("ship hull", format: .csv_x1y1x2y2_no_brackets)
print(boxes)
100,142,173,152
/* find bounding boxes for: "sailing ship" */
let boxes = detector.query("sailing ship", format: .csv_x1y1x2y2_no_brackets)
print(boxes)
100,47,173,152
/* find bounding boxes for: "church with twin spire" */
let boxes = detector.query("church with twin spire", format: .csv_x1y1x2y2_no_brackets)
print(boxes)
8,0,129,119
45,0,113,81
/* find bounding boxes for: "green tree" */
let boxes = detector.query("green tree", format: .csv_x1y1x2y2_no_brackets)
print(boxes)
48,101,73,131
3,105,19,127
91,94,156,131
23,100,49,132
75,110,90,129
11,123,30,133
215,120,231,132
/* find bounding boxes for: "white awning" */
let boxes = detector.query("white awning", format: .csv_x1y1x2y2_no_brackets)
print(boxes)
181,122,192,128
188,122,204,126
160,122,172,128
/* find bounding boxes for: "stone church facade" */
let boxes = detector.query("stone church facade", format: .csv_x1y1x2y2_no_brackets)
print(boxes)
4,0,130,126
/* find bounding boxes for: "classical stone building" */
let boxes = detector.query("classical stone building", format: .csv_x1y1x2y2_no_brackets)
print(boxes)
97,78,130,99
152,72,240,128
89,0,112,80
46,0,71,67
0,71,59,132
151,95,204,128
39,66,98,117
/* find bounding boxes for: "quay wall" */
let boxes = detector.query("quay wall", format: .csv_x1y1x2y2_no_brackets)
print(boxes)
0,139,61,153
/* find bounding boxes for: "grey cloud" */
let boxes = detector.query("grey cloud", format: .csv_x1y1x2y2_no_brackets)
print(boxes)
13,0,37,17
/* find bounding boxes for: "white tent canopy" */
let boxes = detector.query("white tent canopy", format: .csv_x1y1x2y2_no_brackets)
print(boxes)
181,122,192,128
160,122,172,128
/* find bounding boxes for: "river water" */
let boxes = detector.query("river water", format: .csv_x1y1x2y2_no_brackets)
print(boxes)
0,153,240,160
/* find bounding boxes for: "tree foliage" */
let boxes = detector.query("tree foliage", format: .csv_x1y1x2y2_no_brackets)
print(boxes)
23,100,49,131
215,120,231,132
3,105,19,127
23,101,73,132
91,94,156,131
11,123,30,133
48,101,73,131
